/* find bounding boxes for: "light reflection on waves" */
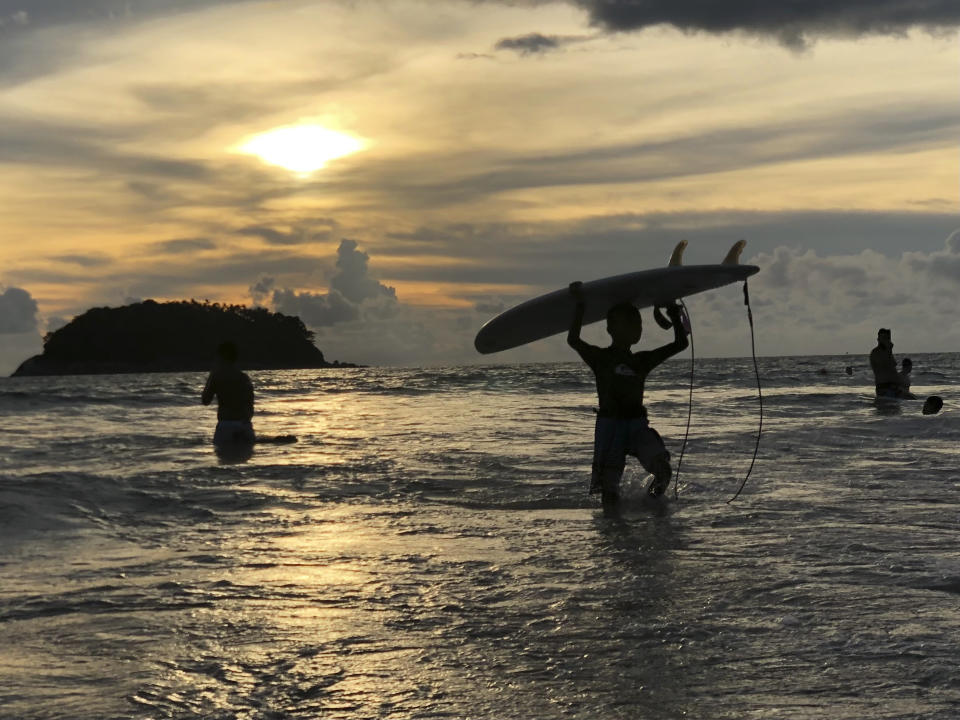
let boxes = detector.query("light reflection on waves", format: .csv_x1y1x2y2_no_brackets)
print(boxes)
2,357,960,719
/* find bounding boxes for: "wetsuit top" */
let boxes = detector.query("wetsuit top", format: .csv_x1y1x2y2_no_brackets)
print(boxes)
569,341,670,419
202,366,254,422
869,345,899,388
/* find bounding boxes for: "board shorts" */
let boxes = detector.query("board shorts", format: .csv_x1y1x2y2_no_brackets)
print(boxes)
590,416,669,494
875,382,900,399
214,420,255,446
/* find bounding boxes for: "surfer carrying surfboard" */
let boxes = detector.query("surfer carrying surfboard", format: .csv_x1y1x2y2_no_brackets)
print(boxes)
567,282,689,505
201,341,255,446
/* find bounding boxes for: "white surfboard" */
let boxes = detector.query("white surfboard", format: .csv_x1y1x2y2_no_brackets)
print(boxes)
474,241,759,354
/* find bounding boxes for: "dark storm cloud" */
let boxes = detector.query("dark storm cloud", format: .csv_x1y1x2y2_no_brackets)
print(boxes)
0,286,39,334
567,0,960,48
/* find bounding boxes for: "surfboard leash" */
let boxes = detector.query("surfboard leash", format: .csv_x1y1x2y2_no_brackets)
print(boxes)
727,279,763,503
673,298,695,501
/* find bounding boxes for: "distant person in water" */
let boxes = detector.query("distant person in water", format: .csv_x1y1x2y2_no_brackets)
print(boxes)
202,341,255,445
870,328,904,398
899,358,913,394
922,396,943,415
567,282,689,505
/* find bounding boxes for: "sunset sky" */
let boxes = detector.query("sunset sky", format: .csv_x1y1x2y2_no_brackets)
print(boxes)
1,0,958,371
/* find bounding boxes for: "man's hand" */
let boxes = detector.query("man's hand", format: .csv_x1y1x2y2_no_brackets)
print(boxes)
666,302,691,335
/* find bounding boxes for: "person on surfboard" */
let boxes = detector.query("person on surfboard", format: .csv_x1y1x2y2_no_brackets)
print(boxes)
202,341,255,446
870,328,909,398
567,282,689,505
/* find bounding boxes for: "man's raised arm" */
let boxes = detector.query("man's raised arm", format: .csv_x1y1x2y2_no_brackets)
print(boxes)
646,302,689,365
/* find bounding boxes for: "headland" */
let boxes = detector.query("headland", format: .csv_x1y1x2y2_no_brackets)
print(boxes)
12,299,358,376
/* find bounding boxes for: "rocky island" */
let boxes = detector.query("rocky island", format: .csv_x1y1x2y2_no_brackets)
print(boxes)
13,299,357,376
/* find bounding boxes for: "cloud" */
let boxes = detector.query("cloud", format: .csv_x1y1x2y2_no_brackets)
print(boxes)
905,227,960,284
45,315,69,332
0,114,214,182
494,32,578,55
6,0,959,48
252,238,487,366
256,239,397,332
236,218,337,246
151,237,216,253
564,0,960,48
249,276,275,307
474,299,510,315
0,1,252,32
51,254,112,267
0,286,39,334
271,287,360,328
683,231,960,357
0,10,28,28
0,285,43,374
330,239,397,304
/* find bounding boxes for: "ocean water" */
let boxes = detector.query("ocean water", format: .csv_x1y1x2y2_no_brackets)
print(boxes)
1,355,959,720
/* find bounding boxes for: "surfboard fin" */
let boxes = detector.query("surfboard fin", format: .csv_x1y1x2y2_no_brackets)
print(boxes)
722,240,747,265
669,240,687,267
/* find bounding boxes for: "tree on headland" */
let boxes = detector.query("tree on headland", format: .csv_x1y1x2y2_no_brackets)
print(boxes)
14,299,356,376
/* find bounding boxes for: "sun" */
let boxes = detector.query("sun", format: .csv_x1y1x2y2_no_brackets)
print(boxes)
236,124,365,175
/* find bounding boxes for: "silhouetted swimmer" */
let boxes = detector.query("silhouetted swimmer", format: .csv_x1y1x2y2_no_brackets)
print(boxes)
202,341,255,446
922,396,943,415
899,357,913,396
845,366,853,376
567,282,689,507
870,328,908,398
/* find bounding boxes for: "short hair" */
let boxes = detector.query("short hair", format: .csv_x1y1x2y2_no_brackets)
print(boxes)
922,395,943,415
217,341,239,363
606,302,641,324
878,328,891,336
901,357,912,368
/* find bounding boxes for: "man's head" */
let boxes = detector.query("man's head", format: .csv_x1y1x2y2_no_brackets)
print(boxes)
922,395,943,415
217,341,239,364
901,357,912,372
606,303,642,345
923,395,943,415
877,328,892,349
